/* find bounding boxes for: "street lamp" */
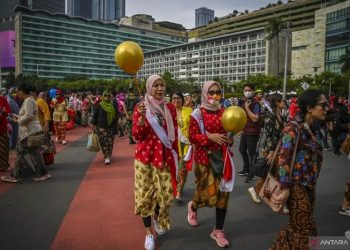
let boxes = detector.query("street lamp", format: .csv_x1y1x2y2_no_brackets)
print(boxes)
282,22,291,99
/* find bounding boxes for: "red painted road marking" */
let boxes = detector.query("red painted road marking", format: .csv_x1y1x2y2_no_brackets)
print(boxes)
51,137,147,250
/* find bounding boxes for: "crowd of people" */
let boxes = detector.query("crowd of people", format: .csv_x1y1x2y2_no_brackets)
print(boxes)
0,76,350,249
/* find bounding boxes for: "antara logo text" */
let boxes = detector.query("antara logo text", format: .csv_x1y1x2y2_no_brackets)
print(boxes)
319,239,349,246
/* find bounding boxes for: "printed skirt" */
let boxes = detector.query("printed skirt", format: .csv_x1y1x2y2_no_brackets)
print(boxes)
95,127,115,159
271,185,317,250
192,163,229,210
134,160,174,230
0,132,10,171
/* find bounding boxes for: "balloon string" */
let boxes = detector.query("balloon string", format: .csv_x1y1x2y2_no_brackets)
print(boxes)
133,76,142,97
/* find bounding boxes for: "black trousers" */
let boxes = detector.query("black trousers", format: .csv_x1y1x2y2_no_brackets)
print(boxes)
239,134,259,177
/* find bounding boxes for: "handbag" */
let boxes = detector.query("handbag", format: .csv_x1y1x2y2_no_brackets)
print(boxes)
87,132,100,152
27,132,46,148
259,128,300,213
41,133,56,154
341,135,350,155
209,150,224,177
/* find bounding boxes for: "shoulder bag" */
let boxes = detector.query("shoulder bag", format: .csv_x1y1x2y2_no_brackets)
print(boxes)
259,128,300,213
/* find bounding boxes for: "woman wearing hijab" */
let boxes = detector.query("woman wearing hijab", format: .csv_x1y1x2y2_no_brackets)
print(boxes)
51,89,68,145
91,91,118,165
187,81,235,248
132,75,178,250
171,92,192,201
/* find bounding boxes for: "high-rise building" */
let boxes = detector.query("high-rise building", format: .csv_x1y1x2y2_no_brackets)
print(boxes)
14,5,186,79
65,0,92,19
92,0,125,21
30,0,65,13
195,7,214,28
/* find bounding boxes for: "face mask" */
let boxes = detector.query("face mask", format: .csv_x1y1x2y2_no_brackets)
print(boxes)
208,96,221,106
244,91,254,99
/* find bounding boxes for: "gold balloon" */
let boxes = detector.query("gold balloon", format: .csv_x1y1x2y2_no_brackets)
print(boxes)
221,106,247,133
115,41,144,75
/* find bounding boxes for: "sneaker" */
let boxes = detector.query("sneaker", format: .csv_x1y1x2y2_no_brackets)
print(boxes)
187,201,198,226
144,234,155,250
33,173,52,182
152,218,166,235
62,140,67,145
339,207,350,217
245,176,256,183
238,170,249,176
104,157,111,165
1,175,19,183
210,228,229,248
248,187,261,204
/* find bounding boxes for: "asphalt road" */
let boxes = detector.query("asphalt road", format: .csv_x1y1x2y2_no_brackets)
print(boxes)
0,130,349,250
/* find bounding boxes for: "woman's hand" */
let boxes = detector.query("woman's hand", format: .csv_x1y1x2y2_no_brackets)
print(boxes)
137,102,146,117
266,151,275,165
272,189,290,205
208,133,230,145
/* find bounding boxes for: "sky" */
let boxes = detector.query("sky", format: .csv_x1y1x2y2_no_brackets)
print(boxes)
126,0,286,29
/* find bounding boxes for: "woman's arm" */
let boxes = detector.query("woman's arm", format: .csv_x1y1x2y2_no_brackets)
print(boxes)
278,125,297,189
132,104,151,141
188,116,209,146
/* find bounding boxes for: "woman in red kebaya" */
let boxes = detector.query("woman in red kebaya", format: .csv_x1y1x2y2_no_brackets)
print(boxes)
0,95,11,171
132,74,178,250
187,81,235,248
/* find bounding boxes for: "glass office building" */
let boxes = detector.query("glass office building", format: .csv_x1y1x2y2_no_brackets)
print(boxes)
325,5,350,73
15,6,186,79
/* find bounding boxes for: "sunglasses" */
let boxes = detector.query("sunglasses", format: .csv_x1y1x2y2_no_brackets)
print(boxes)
208,90,222,96
316,102,328,110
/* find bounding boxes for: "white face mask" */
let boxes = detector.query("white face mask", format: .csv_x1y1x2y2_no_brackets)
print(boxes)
244,91,254,99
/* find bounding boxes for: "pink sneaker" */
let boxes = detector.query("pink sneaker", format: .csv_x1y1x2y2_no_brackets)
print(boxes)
210,228,229,248
187,201,198,226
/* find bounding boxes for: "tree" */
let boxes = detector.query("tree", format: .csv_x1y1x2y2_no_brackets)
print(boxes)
214,17,219,22
4,71,15,88
265,18,284,79
232,10,239,16
339,48,350,101
277,0,283,5
244,10,249,14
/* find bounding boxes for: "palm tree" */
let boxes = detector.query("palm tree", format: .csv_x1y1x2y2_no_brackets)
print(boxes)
339,48,350,102
265,18,284,77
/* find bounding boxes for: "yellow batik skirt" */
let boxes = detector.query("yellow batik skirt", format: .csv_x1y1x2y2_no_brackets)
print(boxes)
134,160,174,230
192,163,230,210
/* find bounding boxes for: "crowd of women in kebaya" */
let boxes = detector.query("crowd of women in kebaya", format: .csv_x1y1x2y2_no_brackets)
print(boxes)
0,75,350,249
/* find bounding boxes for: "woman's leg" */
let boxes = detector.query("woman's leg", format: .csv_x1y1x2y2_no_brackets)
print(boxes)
54,121,61,141
215,208,227,230
59,122,67,141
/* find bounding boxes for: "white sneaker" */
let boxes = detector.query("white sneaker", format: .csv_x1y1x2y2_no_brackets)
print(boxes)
62,140,67,145
339,207,350,217
248,187,262,204
152,218,166,235
104,157,110,165
144,234,155,250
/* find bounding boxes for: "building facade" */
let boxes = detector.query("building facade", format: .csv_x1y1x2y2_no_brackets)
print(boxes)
291,0,350,78
190,0,337,39
140,28,267,84
324,2,350,73
65,0,92,19
15,6,186,79
92,0,126,21
195,7,214,28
